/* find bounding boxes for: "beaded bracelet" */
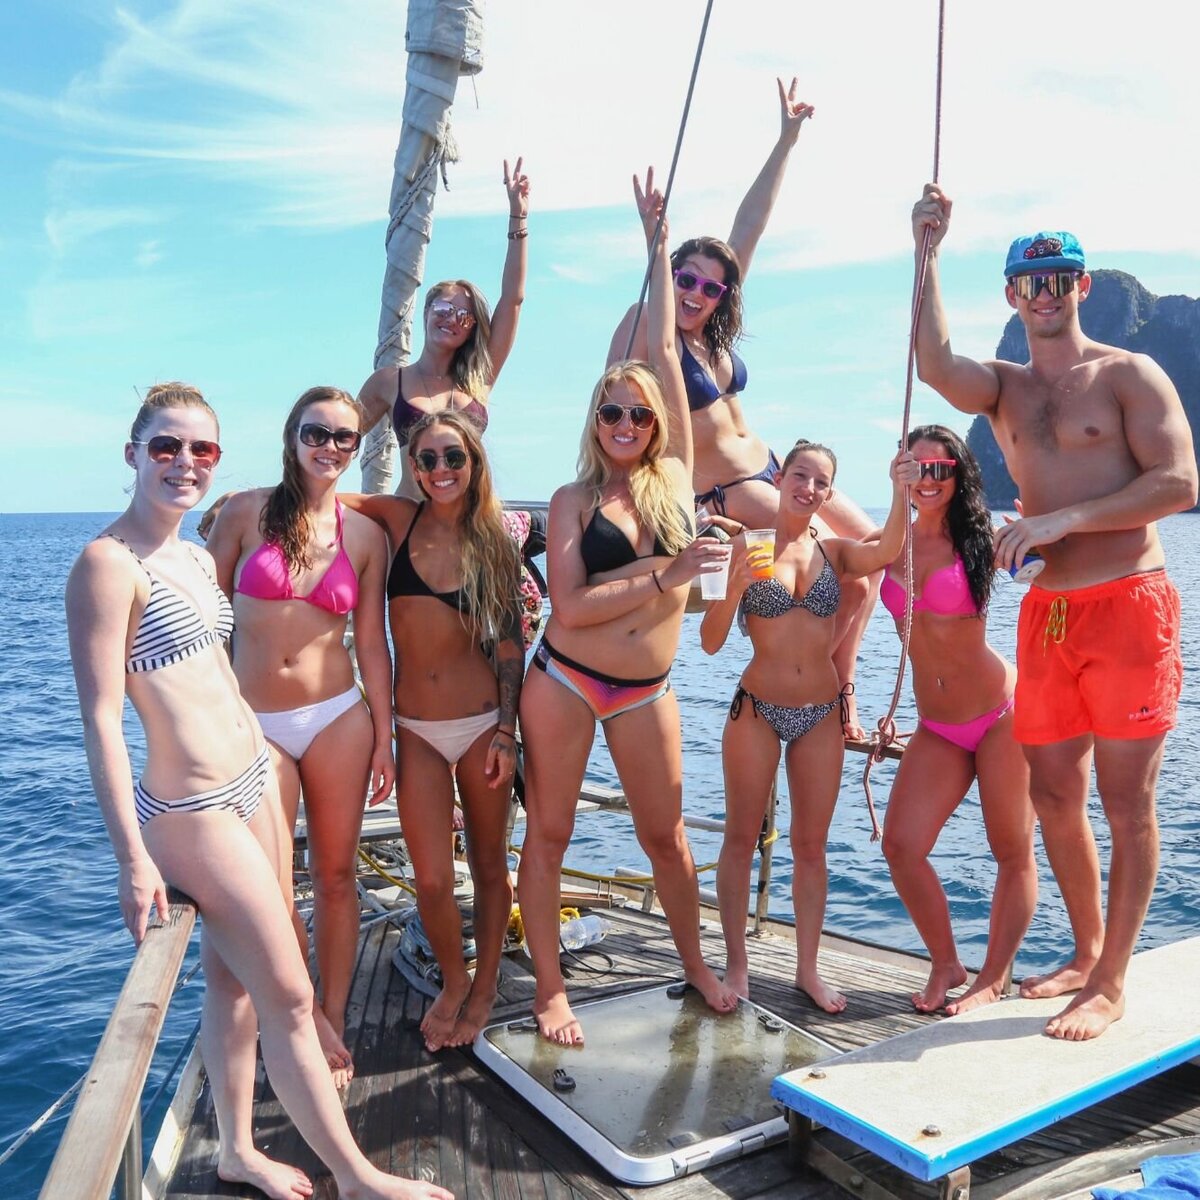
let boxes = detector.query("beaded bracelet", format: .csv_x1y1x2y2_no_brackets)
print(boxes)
507,228,528,240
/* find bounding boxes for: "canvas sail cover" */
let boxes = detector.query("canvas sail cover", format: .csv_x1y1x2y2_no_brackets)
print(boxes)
360,0,483,494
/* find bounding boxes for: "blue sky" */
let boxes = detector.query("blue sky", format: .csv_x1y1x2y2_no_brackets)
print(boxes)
2,0,1197,513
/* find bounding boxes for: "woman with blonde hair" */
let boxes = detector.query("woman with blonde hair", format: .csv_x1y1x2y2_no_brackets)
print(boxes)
358,159,530,499
517,172,739,1046
66,382,450,1200
207,386,393,1086
342,409,524,1051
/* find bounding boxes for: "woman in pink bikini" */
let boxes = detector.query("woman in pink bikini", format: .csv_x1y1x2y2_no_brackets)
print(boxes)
357,159,530,499
879,425,1037,1014
208,386,394,1085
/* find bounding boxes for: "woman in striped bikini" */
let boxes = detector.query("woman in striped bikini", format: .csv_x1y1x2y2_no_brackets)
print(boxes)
66,382,450,1200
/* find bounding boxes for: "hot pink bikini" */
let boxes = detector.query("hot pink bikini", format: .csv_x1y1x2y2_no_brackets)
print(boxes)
235,501,358,615
881,555,1012,753
234,501,363,759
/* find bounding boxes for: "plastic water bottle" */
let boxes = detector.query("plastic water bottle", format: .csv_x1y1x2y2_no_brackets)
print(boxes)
559,913,611,950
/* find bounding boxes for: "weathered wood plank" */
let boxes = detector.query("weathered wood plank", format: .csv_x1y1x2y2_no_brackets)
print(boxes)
40,895,197,1200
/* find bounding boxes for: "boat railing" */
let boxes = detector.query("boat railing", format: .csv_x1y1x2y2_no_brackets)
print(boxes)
37,893,197,1200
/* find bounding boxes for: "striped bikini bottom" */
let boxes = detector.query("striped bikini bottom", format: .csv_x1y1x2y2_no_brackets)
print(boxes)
134,745,270,827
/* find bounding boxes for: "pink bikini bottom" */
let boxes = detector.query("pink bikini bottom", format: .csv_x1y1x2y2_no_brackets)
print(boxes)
920,696,1014,754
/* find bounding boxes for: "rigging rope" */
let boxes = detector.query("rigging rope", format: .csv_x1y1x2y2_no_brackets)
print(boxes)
621,0,715,360
862,0,947,841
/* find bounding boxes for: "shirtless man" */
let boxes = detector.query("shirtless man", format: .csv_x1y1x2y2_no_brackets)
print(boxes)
910,183,1197,1040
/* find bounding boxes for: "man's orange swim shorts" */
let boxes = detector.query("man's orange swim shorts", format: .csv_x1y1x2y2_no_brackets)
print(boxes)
1015,569,1181,745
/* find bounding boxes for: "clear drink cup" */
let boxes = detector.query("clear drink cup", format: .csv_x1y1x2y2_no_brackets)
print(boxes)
744,529,776,580
700,549,731,600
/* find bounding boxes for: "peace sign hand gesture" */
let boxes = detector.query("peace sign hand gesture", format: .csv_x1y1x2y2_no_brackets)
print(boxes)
778,76,815,143
633,167,668,246
503,157,530,218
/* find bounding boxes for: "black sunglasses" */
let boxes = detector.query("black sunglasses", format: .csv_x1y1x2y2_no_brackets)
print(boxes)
1008,271,1081,301
132,436,222,466
299,423,362,452
596,403,656,430
413,447,469,472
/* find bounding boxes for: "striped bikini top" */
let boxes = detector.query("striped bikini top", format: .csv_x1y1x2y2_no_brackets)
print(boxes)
105,535,234,674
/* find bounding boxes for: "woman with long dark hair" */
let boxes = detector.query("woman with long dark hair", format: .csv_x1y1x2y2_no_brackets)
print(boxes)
518,172,738,1046
207,386,393,1086
343,409,524,1051
608,82,878,736
66,382,449,1200
358,160,530,499
879,425,1037,1013
701,440,919,1010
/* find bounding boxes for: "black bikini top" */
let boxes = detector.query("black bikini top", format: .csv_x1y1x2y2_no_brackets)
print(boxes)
386,503,472,613
580,506,677,576
741,542,840,621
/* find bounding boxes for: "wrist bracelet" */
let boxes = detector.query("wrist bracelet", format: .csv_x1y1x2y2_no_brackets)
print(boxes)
494,727,516,740
507,228,528,240
652,570,665,593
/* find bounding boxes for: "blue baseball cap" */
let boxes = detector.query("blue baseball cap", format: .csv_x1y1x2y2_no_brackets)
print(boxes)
1004,231,1086,278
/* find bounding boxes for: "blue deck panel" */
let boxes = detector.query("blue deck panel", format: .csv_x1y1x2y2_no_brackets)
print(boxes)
772,937,1200,1183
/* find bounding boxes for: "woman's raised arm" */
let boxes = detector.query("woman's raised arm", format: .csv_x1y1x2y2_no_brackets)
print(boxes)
486,157,531,384
634,169,692,474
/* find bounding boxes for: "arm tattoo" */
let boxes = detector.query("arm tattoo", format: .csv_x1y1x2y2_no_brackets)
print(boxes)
496,628,524,731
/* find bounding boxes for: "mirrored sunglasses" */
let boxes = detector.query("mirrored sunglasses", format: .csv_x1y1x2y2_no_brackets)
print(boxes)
413,447,469,472
596,403,656,430
917,458,957,482
1009,271,1080,301
672,269,727,301
299,423,362,452
132,436,222,467
429,299,476,329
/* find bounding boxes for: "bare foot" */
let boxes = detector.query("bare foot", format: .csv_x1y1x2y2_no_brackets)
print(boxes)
912,961,969,1013
218,1149,313,1200
534,990,585,1045
420,977,472,1052
945,976,1006,1016
312,1003,354,1089
723,964,750,999
686,964,740,1014
795,969,847,1014
1044,986,1125,1041
341,1167,455,1199
447,982,497,1047
1019,959,1095,1000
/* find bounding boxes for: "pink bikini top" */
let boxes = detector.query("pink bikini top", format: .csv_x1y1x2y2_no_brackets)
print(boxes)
880,555,978,619
235,502,358,616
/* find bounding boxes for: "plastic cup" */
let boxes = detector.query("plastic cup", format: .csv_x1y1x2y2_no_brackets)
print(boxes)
699,550,731,600
744,529,776,579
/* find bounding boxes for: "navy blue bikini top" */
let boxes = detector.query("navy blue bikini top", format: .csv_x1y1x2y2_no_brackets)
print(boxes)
680,340,747,413
580,507,672,576
741,543,840,620
386,503,472,613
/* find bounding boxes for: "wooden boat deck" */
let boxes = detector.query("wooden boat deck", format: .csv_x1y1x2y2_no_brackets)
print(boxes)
157,903,1200,1199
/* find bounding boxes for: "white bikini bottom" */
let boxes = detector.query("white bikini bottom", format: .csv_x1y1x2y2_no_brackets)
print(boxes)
255,685,362,760
393,709,500,764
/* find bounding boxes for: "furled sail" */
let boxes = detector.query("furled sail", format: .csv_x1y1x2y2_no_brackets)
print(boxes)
360,0,483,494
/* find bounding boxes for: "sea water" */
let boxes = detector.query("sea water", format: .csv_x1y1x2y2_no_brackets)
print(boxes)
2,510,1198,1191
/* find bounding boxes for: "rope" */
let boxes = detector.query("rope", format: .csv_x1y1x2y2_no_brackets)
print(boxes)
862,0,947,841
621,0,715,360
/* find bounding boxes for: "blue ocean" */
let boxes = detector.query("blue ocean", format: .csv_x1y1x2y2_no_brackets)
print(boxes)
2,509,1198,1193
